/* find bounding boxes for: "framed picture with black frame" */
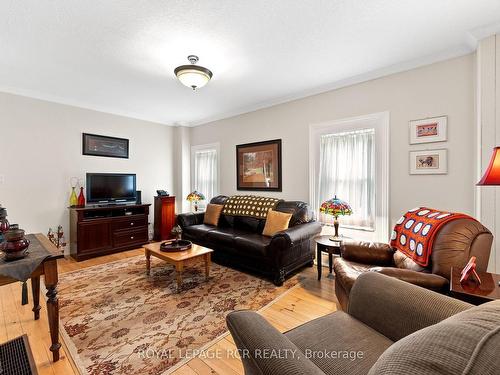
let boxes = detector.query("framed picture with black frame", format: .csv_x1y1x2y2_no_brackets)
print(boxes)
82,133,129,159
236,139,282,191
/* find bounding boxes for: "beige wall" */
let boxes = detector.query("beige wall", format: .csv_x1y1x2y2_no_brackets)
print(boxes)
190,54,476,238
0,92,175,240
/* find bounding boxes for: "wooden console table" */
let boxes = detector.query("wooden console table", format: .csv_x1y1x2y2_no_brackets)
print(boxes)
69,204,150,261
0,233,62,362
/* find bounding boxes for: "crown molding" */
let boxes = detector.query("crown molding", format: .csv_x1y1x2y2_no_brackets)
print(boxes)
3,27,500,128
189,45,473,127
0,85,174,126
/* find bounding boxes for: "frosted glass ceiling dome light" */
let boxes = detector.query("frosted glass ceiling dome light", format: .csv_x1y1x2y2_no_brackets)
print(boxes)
174,55,213,90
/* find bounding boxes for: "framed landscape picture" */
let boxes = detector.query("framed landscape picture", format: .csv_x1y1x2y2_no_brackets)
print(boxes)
236,139,282,191
409,116,447,144
82,133,129,158
409,149,447,175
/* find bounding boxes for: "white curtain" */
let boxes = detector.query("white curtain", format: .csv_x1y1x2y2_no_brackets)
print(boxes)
317,129,375,230
194,149,218,203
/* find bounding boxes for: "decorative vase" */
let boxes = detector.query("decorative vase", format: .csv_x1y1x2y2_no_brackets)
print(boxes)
1,228,30,261
77,187,85,207
70,187,78,207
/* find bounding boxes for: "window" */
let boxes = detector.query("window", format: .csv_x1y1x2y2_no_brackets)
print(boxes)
192,144,219,205
318,129,375,229
310,112,389,241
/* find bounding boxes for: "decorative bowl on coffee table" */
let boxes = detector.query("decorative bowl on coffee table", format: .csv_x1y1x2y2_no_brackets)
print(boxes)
160,239,192,252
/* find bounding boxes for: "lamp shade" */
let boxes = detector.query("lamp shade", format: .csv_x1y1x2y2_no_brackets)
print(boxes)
477,147,500,185
186,191,205,202
319,196,353,217
175,66,212,89
174,55,213,90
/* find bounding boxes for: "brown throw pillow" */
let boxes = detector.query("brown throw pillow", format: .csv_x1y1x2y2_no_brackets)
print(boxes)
204,204,224,226
262,210,292,237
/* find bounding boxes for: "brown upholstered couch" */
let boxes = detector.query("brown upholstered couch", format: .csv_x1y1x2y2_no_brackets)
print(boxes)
227,272,500,375
334,218,492,310
177,195,321,285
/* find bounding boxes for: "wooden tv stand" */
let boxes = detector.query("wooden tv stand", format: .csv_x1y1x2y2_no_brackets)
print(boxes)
69,204,150,261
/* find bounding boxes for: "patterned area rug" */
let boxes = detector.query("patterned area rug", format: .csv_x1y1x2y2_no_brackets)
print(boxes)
59,255,299,375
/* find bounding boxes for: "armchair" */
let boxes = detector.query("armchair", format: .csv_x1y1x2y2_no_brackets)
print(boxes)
334,218,492,310
227,272,500,375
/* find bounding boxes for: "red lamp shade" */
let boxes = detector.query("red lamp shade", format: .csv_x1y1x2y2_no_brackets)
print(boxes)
477,147,500,185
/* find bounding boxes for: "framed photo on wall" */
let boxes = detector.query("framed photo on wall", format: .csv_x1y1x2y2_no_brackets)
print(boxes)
82,133,129,158
409,116,447,144
236,139,282,191
409,149,448,175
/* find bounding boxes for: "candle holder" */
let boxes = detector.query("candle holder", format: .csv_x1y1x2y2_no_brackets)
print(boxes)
47,225,67,253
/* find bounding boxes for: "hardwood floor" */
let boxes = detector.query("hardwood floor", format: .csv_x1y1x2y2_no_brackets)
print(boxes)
0,249,338,375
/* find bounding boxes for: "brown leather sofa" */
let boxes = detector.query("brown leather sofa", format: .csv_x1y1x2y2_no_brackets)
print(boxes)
177,195,322,285
334,218,492,310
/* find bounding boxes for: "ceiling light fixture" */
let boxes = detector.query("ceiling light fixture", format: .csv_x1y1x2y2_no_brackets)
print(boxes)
174,55,213,90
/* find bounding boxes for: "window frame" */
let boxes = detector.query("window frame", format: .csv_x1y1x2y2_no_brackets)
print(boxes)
309,112,390,242
190,142,220,203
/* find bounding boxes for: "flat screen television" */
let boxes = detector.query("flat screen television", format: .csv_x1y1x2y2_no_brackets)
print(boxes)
86,173,137,204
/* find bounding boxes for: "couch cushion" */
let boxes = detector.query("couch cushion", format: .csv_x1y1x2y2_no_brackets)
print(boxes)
234,234,272,257
368,300,500,375
183,224,216,241
286,311,393,375
209,195,229,205
275,200,314,226
262,210,292,237
204,204,224,226
393,250,426,272
233,215,264,233
207,227,248,248
333,257,374,294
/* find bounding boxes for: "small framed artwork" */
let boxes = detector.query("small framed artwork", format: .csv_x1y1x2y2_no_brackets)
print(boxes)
409,149,447,175
82,133,129,158
409,116,447,144
236,139,282,191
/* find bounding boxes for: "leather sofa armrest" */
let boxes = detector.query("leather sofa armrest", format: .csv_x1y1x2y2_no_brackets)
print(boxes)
176,212,205,228
341,241,394,266
348,272,472,342
227,310,324,375
271,222,322,247
371,267,449,292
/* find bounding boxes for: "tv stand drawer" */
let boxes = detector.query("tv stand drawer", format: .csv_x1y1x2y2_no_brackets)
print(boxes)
112,227,148,247
111,217,147,231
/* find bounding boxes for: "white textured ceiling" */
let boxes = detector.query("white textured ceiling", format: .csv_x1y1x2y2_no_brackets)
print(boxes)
1,1,500,126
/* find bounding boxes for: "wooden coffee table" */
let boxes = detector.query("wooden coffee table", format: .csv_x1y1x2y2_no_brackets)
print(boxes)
143,241,213,290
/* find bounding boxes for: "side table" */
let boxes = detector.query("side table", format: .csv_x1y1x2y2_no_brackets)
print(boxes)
315,235,346,280
449,267,500,305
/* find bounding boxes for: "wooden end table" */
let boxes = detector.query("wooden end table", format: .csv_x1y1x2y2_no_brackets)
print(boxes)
143,242,213,291
449,267,500,305
315,235,346,280
0,234,62,362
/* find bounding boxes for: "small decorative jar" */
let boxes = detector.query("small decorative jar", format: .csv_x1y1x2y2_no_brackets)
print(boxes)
1,228,30,261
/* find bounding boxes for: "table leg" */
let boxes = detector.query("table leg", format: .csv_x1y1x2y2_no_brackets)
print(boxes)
205,253,211,280
317,246,322,281
145,249,151,275
43,260,61,362
31,276,41,320
175,262,183,291
328,251,333,274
